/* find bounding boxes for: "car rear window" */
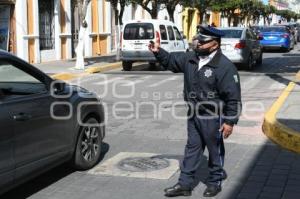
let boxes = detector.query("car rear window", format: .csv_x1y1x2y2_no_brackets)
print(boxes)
221,29,243,38
123,23,154,40
261,27,286,32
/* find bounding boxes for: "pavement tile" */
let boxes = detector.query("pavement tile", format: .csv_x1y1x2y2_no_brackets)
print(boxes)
282,192,300,199
265,179,286,187
270,169,290,175
259,191,282,199
248,175,268,183
263,186,284,193
237,192,260,199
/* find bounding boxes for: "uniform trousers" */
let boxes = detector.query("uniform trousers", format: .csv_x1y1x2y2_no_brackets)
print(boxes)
178,115,226,188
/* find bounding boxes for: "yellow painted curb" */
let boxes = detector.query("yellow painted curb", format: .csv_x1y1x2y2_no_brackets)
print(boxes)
262,81,300,153
51,73,81,81
85,62,122,74
50,62,122,81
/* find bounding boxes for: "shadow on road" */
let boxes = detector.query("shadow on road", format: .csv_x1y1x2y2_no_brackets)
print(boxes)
0,142,110,199
224,143,300,199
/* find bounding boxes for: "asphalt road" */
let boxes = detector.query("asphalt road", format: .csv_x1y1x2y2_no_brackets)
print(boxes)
2,47,300,199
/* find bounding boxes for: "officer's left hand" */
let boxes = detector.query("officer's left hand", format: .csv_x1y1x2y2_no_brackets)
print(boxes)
219,123,233,139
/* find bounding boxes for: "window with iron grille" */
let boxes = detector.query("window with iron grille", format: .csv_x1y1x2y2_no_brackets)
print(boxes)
39,0,55,50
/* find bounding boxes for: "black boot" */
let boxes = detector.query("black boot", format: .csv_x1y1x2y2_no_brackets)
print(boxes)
164,183,192,197
203,185,222,197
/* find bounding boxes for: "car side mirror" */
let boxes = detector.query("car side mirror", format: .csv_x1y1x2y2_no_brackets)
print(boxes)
51,81,66,95
257,35,263,40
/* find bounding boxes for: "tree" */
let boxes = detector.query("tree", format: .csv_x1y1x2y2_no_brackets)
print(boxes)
106,0,128,26
261,5,276,25
183,0,217,25
75,0,91,70
212,0,243,26
161,0,181,22
106,0,129,60
276,10,296,22
240,0,265,25
131,0,160,19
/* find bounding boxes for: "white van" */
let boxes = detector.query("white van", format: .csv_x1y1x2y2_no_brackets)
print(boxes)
120,19,189,71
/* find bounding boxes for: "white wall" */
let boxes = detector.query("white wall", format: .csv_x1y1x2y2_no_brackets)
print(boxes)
122,3,184,30
15,0,28,62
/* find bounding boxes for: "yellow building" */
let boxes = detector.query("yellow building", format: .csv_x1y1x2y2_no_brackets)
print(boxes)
0,0,112,63
182,8,221,42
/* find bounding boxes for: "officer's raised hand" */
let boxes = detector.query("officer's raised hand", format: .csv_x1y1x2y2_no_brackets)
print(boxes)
148,40,160,53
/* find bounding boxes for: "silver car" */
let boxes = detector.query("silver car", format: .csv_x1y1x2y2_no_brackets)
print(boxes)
218,27,263,70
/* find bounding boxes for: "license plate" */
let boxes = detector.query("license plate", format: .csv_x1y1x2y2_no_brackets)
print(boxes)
134,43,143,49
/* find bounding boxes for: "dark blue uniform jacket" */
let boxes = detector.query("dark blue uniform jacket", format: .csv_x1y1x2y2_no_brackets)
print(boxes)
154,48,242,126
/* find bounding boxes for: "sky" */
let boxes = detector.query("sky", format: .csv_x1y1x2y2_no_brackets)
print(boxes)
262,0,268,5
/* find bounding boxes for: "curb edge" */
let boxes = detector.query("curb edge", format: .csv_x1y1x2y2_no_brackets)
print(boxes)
262,70,300,153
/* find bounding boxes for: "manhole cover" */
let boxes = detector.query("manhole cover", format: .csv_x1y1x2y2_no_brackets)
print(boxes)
117,157,170,172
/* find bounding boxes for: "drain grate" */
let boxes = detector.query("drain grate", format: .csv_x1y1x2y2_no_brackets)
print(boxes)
117,157,170,172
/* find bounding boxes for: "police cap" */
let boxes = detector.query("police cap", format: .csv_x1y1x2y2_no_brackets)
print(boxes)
194,25,225,42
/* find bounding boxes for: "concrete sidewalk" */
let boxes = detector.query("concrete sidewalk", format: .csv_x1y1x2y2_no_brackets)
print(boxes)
263,71,300,153
277,83,300,135
34,54,121,80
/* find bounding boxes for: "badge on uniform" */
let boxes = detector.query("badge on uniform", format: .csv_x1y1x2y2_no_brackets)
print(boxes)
233,75,239,83
204,69,213,78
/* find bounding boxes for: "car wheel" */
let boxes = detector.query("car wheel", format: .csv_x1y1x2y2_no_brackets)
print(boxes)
149,62,156,70
122,61,132,71
256,53,263,65
73,117,102,170
284,47,290,52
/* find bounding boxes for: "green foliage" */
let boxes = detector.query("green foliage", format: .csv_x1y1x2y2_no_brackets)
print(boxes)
275,9,299,22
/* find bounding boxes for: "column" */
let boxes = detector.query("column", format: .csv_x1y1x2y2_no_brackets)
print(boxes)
15,0,28,61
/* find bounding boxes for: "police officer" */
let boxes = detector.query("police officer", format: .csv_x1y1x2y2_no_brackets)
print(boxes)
148,25,242,197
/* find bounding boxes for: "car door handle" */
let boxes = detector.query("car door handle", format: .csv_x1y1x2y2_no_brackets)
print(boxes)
13,113,32,121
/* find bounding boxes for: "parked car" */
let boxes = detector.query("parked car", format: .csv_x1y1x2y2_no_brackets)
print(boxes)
259,26,294,52
218,27,263,70
250,25,264,36
289,22,300,42
120,19,189,71
279,23,297,45
0,50,105,195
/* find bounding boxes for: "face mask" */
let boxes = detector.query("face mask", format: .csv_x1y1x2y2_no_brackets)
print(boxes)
194,48,211,56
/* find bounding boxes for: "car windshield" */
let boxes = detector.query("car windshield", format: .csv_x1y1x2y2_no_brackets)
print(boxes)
221,29,243,38
124,23,154,40
261,27,286,32
252,26,263,32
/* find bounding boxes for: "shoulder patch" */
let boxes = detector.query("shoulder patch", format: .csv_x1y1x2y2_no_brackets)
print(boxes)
233,75,239,83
